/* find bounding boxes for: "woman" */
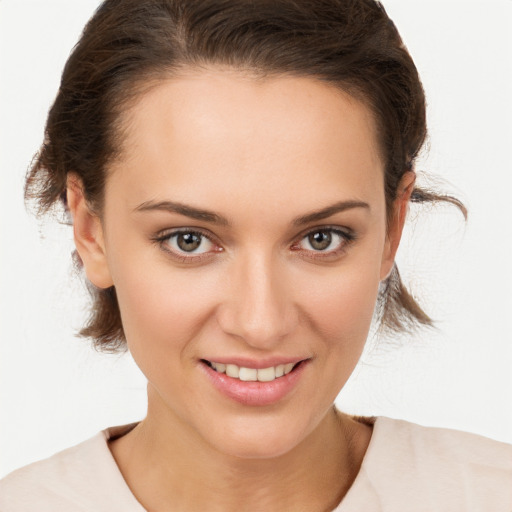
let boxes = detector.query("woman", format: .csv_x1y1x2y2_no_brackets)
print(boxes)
1,0,511,510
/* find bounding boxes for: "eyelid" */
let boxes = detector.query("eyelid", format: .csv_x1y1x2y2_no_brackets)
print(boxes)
152,227,223,261
291,224,356,244
290,225,356,258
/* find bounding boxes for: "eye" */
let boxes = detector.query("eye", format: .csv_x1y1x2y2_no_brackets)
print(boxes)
292,227,355,258
154,228,222,261
303,230,337,251
168,231,213,253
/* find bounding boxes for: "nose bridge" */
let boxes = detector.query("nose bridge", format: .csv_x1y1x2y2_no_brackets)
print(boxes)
218,249,297,347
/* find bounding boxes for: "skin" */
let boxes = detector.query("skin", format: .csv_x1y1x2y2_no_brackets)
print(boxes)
67,70,414,512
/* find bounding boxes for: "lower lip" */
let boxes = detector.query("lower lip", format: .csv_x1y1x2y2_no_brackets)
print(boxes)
201,361,309,406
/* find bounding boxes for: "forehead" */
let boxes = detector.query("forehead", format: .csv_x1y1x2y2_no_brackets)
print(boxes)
108,70,384,217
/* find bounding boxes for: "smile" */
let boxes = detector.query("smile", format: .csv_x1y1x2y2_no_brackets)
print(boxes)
204,360,298,382
201,358,308,406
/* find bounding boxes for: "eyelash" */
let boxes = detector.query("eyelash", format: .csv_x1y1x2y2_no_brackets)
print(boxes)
152,226,356,263
291,226,356,261
152,228,222,264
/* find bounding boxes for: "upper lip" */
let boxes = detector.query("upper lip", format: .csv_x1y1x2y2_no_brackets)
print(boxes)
201,357,309,369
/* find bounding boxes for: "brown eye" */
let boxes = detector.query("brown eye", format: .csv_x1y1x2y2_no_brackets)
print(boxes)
177,232,202,252
164,231,215,254
308,231,332,251
295,228,352,255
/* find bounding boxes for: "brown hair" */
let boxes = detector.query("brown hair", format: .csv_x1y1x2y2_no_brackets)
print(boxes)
25,0,466,353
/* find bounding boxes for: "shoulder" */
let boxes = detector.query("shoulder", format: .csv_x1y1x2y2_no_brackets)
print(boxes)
0,424,143,512
350,417,512,511
0,432,111,512
376,416,512,470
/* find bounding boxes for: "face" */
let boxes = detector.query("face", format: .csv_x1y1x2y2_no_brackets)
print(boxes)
73,70,406,459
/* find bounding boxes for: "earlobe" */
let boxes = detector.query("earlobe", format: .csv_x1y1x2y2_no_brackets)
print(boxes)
66,174,114,289
380,171,416,281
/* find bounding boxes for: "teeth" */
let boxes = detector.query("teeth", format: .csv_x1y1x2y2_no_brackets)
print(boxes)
239,368,258,381
209,361,299,381
257,367,275,382
226,364,239,378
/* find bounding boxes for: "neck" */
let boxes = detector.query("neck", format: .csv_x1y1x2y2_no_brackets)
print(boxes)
108,388,371,512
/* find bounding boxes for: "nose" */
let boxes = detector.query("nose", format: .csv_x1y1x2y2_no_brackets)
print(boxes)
216,251,299,349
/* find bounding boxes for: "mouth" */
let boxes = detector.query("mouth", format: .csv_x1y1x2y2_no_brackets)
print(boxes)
201,360,305,382
200,358,309,406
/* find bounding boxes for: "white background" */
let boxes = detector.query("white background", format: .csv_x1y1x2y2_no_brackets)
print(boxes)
1,0,511,478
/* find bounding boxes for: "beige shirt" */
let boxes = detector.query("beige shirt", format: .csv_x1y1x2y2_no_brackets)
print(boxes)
1,417,511,511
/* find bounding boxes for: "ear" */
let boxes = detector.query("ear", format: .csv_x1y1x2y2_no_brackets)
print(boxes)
380,171,416,280
66,174,114,289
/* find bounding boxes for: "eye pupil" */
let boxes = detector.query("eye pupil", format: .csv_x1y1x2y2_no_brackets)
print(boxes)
309,231,332,250
177,232,201,252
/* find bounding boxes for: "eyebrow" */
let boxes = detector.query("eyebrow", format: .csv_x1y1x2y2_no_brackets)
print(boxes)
292,200,370,226
134,200,229,226
134,199,370,226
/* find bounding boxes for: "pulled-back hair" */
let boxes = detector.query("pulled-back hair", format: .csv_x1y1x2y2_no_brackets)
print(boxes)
25,0,465,352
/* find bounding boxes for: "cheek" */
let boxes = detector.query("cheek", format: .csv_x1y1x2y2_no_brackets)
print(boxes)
295,264,381,403
294,255,383,346
112,263,225,402
114,263,220,348
303,273,379,355
103,220,217,355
